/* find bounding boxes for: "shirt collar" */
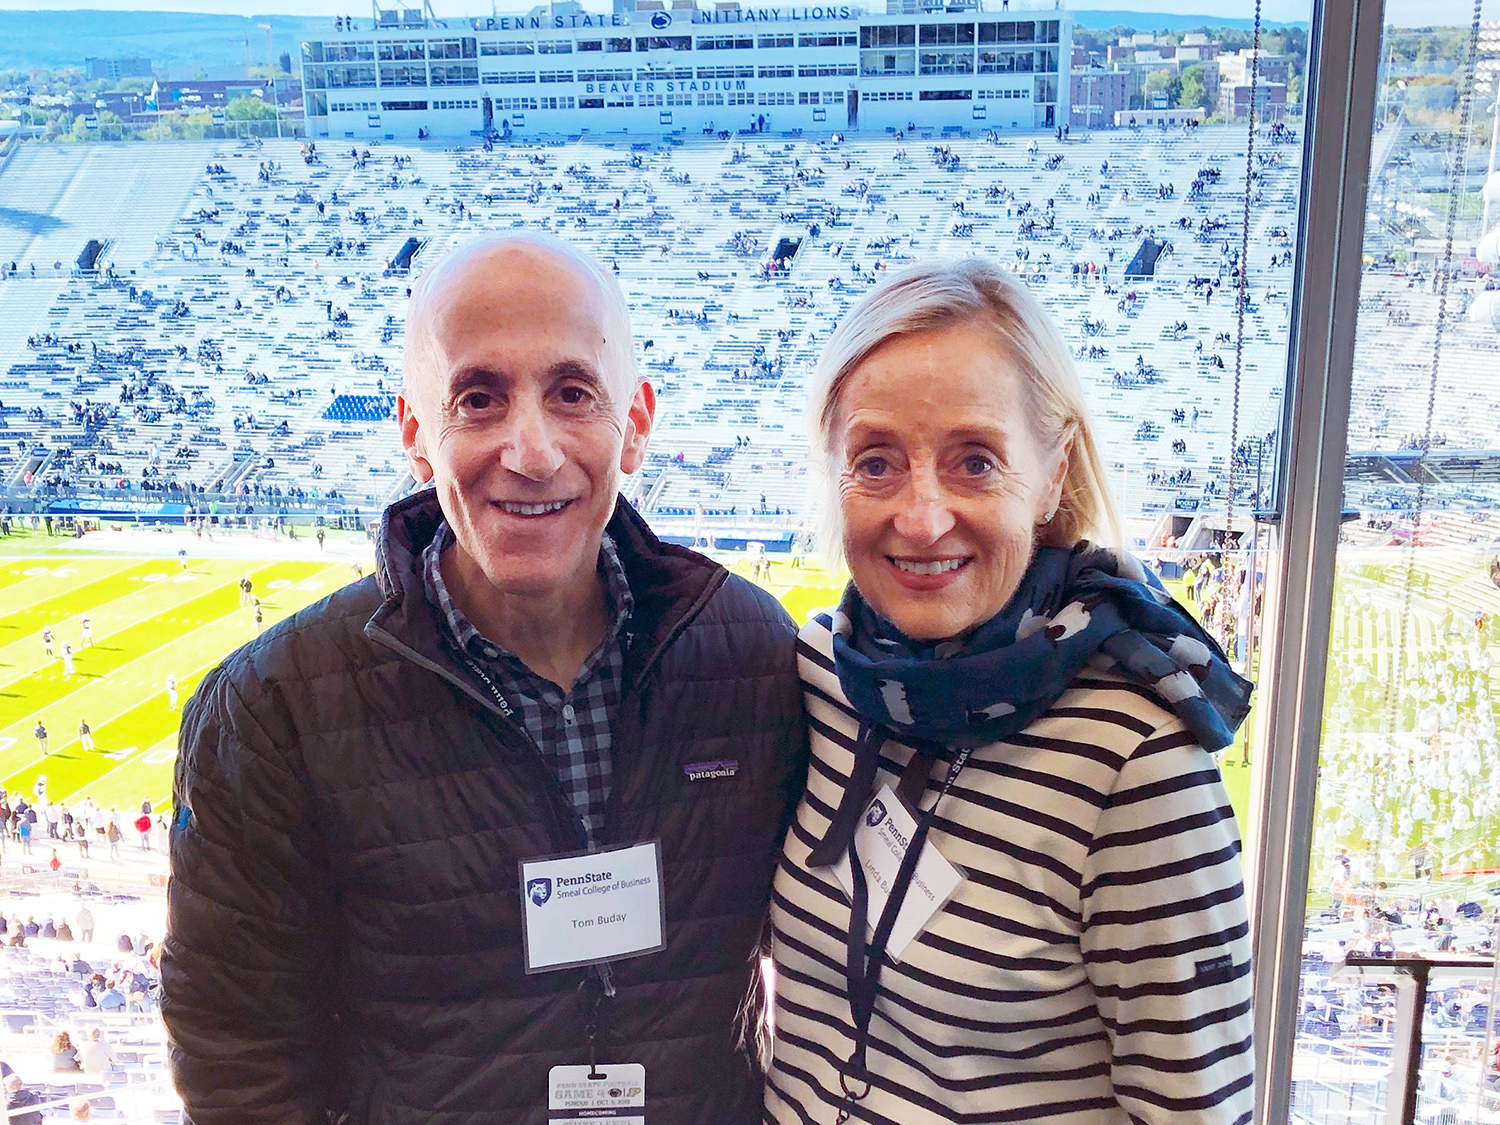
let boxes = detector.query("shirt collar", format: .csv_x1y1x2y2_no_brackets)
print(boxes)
421,519,634,662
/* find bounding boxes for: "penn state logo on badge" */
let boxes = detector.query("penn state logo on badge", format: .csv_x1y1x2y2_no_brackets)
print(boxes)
527,877,553,907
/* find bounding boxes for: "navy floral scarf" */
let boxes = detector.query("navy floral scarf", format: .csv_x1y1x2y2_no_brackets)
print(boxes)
829,541,1253,752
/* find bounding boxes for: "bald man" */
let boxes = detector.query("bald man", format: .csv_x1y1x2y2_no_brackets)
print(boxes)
162,234,807,1125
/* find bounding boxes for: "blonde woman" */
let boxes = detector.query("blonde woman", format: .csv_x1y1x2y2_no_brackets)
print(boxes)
766,258,1254,1124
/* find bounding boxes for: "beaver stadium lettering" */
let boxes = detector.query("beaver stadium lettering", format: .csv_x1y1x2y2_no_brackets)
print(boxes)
583,80,748,94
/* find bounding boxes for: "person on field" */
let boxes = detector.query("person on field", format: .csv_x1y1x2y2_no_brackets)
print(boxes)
78,720,93,753
61,643,75,676
80,616,92,647
134,809,152,851
163,233,806,1125
178,548,188,571
165,674,178,711
42,626,54,659
33,723,47,755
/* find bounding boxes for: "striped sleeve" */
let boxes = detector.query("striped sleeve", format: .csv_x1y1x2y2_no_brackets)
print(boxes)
1079,720,1255,1125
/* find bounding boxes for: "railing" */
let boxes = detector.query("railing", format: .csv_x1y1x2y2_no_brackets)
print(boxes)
1333,953,1500,1125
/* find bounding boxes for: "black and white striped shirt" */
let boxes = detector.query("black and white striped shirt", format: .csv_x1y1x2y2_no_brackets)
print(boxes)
766,612,1254,1125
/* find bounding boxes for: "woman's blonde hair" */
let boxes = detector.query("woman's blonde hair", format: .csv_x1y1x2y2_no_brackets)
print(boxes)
807,257,1122,559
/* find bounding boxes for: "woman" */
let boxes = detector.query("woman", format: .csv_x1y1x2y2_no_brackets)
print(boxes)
51,1030,81,1072
766,259,1254,1124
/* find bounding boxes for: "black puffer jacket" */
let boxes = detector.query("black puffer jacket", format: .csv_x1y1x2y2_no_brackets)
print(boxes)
162,492,806,1125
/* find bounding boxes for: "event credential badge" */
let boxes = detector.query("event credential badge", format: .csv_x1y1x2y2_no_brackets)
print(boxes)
832,783,965,962
519,840,666,973
548,1063,646,1124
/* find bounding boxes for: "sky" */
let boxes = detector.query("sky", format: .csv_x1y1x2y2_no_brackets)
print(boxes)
0,0,1489,27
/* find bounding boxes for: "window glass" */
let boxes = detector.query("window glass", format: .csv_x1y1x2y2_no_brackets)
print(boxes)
1290,14,1500,1121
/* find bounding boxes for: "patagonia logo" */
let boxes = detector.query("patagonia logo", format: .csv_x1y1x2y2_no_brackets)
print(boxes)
683,759,738,782
1195,954,1234,978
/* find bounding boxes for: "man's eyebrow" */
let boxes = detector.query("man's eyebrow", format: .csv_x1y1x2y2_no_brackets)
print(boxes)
444,367,508,398
548,359,607,390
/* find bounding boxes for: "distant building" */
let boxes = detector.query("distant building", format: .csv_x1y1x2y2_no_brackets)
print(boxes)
85,57,154,82
1070,67,1127,127
1217,47,1288,87
300,0,1072,139
1218,80,1287,121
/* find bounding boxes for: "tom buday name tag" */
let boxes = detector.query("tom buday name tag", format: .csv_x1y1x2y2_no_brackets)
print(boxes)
832,783,966,962
548,1063,645,1124
520,840,666,974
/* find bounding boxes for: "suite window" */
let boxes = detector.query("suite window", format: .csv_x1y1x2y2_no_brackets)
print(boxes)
378,41,425,60
858,25,914,48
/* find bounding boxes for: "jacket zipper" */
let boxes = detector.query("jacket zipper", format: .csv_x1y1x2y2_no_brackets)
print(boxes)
364,622,584,851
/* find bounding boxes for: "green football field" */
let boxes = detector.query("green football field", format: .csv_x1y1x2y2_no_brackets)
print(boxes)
0,539,1267,830
0,546,360,815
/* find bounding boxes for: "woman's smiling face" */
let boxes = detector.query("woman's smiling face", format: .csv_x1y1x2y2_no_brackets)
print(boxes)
835,319,1070,642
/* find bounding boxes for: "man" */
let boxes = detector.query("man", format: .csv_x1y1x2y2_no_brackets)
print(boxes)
162,234,805,1124
78,720,93,753
33,722,46,755
75,905,93,944
4,1073,43,1125
77,1026,117,1074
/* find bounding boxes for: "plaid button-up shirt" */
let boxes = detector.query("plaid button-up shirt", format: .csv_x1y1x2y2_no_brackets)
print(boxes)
422,521,633,850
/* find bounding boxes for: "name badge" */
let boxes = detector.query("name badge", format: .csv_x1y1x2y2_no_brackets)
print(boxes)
520,840,666,973
831,784,965,962
548,1063,645,1124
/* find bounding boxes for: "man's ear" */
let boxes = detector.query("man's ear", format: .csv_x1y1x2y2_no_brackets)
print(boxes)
620,379,656,476
396,393,433,484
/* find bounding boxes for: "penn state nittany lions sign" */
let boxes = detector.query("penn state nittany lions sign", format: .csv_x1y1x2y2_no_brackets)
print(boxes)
473,5,855,30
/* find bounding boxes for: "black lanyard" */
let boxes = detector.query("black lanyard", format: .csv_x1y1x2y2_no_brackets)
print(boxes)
838,740,973,1123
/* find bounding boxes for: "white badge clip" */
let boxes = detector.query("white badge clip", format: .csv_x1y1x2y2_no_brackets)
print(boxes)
520,840,666,974
832,783,966,962
548,1062,645,1124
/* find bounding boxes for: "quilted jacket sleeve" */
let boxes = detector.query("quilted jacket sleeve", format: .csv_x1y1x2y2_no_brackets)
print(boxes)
161,663,338,1125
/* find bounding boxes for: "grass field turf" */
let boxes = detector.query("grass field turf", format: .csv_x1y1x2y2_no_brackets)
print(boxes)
0,541,1254,834
0,552,358,814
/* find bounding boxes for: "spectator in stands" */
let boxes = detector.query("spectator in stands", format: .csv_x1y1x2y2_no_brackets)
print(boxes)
4,1074,42,1125
77,1028,116,1075
52,1031,81,1072
69,1098,92,1122
95,981,125,1012
765,259,1254,1125
40,913,56,938
75,906,93,944
163,233,805,1125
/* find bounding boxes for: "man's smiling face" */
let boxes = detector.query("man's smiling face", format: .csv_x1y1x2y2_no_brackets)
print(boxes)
398,240,653,599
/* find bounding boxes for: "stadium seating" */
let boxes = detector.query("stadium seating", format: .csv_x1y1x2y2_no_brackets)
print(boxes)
0,127,1494,543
